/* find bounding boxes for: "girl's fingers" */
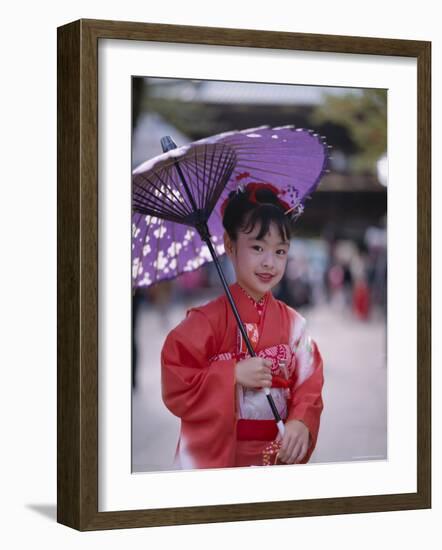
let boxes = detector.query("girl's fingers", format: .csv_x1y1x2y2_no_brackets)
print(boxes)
291,441,308,464
279,436,297,463
287,441,303,464
280,434,309,464
288,439,300,462
294,442,309,464
261,369,272,387
260,375,271,387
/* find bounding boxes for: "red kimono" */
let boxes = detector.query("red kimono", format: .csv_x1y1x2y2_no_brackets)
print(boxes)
161,282,324,469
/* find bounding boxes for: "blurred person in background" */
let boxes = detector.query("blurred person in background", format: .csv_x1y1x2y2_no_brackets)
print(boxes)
351,250,371,320
365,221,387,318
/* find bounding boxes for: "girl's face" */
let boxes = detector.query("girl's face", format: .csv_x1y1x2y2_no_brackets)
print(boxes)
224,222,290,301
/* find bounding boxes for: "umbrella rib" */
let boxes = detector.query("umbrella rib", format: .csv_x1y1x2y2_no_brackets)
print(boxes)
200,145,210,210
199,147,218,212
183,145,214,214
132,188,188,220
135,172,170,206
207,147,236,208
157,165,189,217
133,180,179,219
204,147,216,209
166,146,235,216
176,160,194,213
203,144,226,210
171,161,196,214
135,170,190,218
203,149,222,210
201,144,210,211
178,164,201,216
141,174,187,215
174,156,212,188
206,145,230,208
211,149,236,203
194,145,202,209
181,153,201,211
208,157,236,213
179,152,215,209
158,168,192,217
185,153,211,213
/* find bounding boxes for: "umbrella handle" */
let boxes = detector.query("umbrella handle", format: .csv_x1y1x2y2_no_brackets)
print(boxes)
201,229,286,433
263,387,286,437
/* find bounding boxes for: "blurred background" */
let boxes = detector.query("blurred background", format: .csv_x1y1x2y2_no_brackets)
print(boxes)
131,77,387,472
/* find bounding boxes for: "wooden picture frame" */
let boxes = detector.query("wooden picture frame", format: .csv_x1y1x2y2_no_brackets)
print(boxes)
57,18,431,530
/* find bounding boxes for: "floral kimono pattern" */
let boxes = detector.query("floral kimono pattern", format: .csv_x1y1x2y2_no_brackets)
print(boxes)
161,282,324,469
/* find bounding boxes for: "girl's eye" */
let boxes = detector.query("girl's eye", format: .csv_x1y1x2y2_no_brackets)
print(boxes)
252,245,263,252
277,249,287,256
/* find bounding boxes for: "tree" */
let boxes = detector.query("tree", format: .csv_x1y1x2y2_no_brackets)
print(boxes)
311,89,387,173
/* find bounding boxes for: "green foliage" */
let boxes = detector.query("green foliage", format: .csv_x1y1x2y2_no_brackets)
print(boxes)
311,89,387,173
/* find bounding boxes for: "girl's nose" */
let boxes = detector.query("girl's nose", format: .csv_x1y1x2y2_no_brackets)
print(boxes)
262,253,274,268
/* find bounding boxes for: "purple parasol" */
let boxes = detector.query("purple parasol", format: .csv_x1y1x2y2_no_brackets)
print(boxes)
132,125,329,288
132,124,330,437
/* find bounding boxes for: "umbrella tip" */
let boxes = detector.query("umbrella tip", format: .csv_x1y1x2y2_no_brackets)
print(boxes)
161,136,177,152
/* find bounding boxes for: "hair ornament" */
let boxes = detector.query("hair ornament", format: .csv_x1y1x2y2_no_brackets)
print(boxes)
247,182,279,204
234,171,251,182
284,201,304,221
220,180,302,219
244,182,291,212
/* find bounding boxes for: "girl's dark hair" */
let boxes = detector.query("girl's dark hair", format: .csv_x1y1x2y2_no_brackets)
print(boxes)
222,185,292,242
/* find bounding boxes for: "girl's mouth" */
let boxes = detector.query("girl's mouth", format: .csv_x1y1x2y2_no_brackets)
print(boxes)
256,273,275,282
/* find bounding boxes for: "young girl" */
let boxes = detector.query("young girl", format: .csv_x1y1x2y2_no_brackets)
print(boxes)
161,182,324,469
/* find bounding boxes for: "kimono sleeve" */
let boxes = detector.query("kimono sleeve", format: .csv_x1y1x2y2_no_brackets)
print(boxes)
287,318,324,462
161,308,237,427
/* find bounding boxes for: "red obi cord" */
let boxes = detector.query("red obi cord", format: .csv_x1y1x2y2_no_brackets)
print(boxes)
236,419,279,441
271,374,292,389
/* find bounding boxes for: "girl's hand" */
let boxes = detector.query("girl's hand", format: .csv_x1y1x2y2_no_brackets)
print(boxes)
235,357,273,389
276,419,310,464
